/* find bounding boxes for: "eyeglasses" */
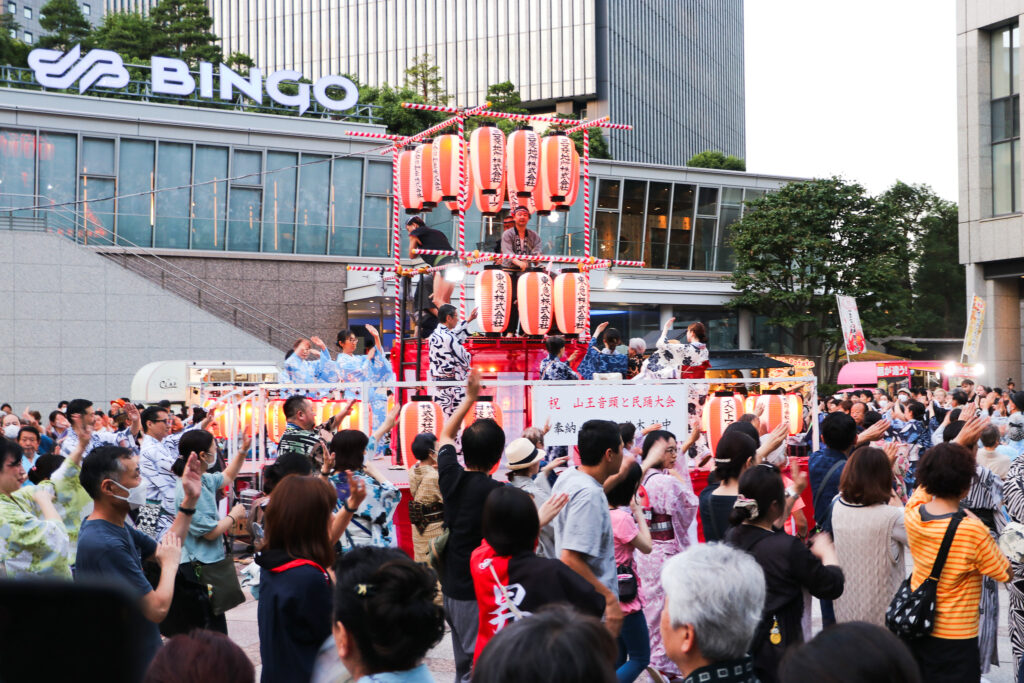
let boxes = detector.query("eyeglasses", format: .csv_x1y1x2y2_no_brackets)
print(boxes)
163,419,174,424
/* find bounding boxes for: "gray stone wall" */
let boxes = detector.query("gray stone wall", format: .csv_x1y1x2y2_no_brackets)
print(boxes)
0,231,282,411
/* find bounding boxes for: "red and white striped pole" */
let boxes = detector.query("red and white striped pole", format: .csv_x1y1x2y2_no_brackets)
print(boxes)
391,151,402,342
583,129,592,341
457,116,467,319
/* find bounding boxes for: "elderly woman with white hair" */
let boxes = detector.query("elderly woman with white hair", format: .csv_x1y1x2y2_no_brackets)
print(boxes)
660,543,766,683
626,337,646,379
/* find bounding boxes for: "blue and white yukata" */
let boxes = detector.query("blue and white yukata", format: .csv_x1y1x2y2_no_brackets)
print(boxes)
281,349,331,396
325,350,396,455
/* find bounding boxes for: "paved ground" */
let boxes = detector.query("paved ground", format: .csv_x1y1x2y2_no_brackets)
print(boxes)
224,560,1019,683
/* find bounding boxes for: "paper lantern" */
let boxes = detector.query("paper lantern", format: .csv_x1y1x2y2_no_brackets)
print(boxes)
433,134,462,202
318,399,362,431
238,401,254,435
476,265,512,335
507,159,538,214
540,132,578,205
446,160,472,214
416,140,440,209
506,127,540,197
266,399,288,443
399,396,444,469
398,147,423,214
531,156,555,216
553,268,588,337
556,152,581,212
469,123,505,196
702,391,743,456
744,393,804,436
475,172,506,216
462,395,504,430
517,269,553,336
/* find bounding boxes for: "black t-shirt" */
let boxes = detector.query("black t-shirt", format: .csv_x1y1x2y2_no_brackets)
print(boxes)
411,225,454,253
437,443,504,600
698,481,737,543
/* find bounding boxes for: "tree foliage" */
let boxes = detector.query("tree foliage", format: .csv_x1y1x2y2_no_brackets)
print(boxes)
729,178,965,383
353,79,446,137
403,53,449,105
0,13,29,66
93,11,156,63
148,0,222,67
687,150,745,171
38,0,93,51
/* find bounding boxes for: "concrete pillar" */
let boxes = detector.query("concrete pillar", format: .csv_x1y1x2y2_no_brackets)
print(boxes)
660,304,673,329
738,309,753,350
982,277,1021,388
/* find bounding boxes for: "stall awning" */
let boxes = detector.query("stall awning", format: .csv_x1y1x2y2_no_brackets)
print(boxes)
708,352,794,371
837,361,879,386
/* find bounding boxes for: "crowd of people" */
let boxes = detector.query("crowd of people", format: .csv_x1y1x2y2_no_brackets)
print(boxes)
6,350,1024,683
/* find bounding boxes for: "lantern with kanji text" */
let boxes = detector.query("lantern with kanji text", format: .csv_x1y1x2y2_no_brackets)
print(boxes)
506,127,540,197
517,268,554,336
475,265,512,336
469,123,505,196
540,132,579,207
462,395,504,431
398,146,424,214
416,140,439,209
475,173,505,216
552,268,588,338
702,391,744,456
432,134,462,202
744,392,803,436
398,396,444,468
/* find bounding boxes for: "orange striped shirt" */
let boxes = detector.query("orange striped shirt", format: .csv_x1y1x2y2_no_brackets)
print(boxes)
904,487,1010,639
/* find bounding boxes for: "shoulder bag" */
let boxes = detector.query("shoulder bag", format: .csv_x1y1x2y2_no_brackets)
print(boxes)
886,510,964,639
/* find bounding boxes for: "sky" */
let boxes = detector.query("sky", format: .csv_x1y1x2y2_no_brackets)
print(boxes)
744,0,958,201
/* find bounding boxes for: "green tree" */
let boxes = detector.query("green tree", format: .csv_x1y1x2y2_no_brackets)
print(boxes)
727,177,904,384
225,51,255,73
687,150,745,171
38,0,93,52
354,80,446,136
93,11,156,63
148,0,222,67
403,53,448,105
0,13,29,66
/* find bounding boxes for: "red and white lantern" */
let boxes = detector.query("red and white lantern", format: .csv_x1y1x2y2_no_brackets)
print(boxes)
469,123,505,196
266,399,288,443
432,134,462,202
553,268,588,337
540,132,578,204
532,158,555,216
702,391,744,456
506,127,540,198
555,144,581,212
475,173,505,216
463,395,504,431
517,269,553,336
417,140,439,209
475,265,512,335
398,147,423,214
318,399,362,431
744,393,804,435
399,396,444,469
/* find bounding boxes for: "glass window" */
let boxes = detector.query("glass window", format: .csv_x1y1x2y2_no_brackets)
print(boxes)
328,157,362,255
667,183,695,270
23,31,31,43
295,154,329,254
116,139,154,246
646,182,671,268
722,187,744,206
716,206,742,272
8,28,13,39
594,211,618,260
0,129,36,216
82,2,90,15
618,180,646,263
697,187,719,216
992,24,1021,215
227,187,261,252
596,178,620,209
994,141,1015,215
365,161,392,193
80,175,114,245
22,6,29,18
262,151,297,253
232,149,262,184
154,142,191,248
691,217,717,271
992,97,1020,142
6,3,15,13
360,196,390,257
192,146,228,250
672,308,739,350
993,25,1014,99
563,178,589,256
81,137,114,176
37,133,76,233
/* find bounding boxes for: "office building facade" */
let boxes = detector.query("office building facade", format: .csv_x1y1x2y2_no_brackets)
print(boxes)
210,0,745,166
4,0,100,46
958,1,1024,385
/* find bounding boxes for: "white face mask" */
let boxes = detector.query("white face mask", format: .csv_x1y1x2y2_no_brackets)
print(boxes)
878,400,889,409
203,451,217,468
3,425,19,439
899,395,909,403
109,480,147,510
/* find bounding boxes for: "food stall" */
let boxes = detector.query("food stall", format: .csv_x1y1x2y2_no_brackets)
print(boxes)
836,359,983,394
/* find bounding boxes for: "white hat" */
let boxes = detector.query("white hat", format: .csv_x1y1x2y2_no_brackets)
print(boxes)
505,438,545,470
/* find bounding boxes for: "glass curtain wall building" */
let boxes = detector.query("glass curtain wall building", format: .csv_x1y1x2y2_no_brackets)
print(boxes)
0,126,765,270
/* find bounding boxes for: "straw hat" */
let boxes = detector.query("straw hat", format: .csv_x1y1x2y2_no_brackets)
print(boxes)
505,438,545,470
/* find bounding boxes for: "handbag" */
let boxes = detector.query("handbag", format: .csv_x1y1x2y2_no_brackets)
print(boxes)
886,510,964,639
616,562,638,604
427,528,450,577
193,556,246,616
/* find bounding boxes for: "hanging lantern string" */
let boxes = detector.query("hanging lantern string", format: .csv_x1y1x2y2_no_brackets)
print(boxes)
398,102,632,132
412,248,642,268
385,102,493,155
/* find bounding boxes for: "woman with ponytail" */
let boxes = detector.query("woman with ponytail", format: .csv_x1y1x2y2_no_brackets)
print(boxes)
725,465,845,683
332,546,447,682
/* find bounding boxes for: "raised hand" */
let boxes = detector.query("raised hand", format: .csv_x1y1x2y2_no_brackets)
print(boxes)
954,415,989,448
155,533,183,569
663,317,676,331
311,335,327,350
538,492,569,527
364,324,380,341
345,471,367,510
466,367,482,401
321,449,336,476
182,452,203,504
467,307,479,322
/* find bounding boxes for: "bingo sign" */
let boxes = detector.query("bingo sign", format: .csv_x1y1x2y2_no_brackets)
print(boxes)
532,384,691,447
836,294,866,356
